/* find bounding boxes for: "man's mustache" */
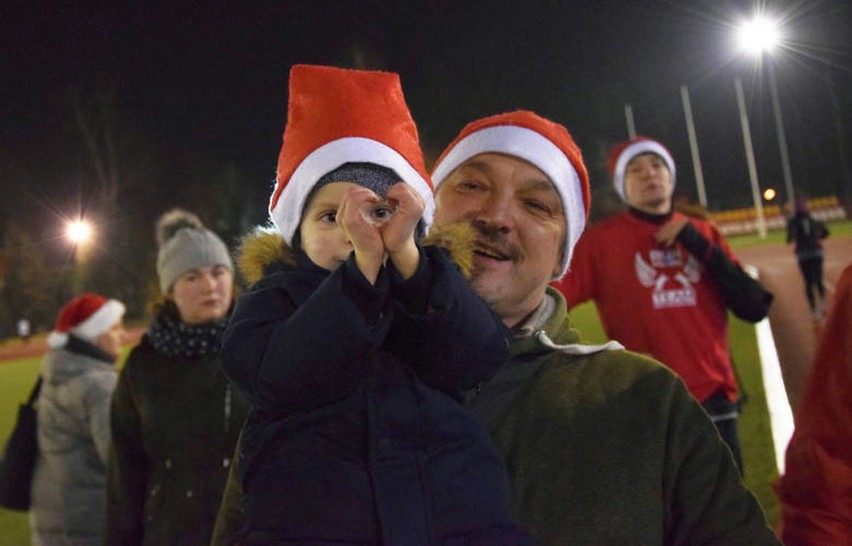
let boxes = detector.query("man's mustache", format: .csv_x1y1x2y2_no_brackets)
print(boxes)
462,216,521,263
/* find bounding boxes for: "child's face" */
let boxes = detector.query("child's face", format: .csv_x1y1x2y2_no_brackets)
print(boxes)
299,182,357,271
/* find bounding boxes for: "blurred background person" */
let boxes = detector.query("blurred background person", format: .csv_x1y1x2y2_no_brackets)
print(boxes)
17,318,32,344
30,292,126,546
775,262,852,543
786,198,830,319
105,209,248,545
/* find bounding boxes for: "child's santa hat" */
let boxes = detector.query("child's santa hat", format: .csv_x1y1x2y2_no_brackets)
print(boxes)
269,64,434,245
606,136,676,202
430,110,590,279
47,293,125,349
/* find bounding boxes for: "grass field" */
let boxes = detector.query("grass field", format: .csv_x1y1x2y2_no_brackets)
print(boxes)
0,355,39,546
725,218,852,248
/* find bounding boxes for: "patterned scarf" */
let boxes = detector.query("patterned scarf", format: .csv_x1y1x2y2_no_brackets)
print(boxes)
147,311,227,358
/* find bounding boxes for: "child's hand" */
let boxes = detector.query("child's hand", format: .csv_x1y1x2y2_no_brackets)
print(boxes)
338,186,385,283
380,183,424,280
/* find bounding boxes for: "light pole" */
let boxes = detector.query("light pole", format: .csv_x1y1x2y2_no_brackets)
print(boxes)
624,103,637,139
734,78,768,238
737,15,796,209
680,85,708,208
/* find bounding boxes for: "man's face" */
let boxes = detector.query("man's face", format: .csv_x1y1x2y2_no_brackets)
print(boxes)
433,153,565,327
623,152,673,213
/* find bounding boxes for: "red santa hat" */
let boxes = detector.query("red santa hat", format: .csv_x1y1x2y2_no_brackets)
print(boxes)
47,293,125,349
430,110,590,279
269,64,434,244
606,136,676,202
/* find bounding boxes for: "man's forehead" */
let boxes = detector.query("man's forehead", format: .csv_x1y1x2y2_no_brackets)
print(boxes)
627,151,666,166
456,153,557,191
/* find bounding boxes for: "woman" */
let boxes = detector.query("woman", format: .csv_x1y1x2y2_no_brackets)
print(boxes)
105,209,249,545
30,292,126,546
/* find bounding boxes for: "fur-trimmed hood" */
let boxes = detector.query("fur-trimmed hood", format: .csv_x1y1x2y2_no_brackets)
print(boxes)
237,223,478,287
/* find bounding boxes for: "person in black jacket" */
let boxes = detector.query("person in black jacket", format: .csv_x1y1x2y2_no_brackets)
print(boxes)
105,209,249,546
219,65,530,545
787,198,830,319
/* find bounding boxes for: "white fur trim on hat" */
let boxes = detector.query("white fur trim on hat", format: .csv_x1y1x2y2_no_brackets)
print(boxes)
270,137,435,245
431,125,585,278
47,299,125,349
612,140,676,202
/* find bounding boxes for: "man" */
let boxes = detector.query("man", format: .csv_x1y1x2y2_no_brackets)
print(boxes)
554,136,773,470
429,111,778,544
213,112,779,545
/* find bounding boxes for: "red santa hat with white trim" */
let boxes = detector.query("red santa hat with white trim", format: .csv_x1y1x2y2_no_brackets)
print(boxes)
47,293,125,349
430,110,591,279
268,64,434,244
606,136,676,202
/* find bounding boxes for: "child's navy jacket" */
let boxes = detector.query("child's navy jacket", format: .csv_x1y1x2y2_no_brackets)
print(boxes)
221,241,532,545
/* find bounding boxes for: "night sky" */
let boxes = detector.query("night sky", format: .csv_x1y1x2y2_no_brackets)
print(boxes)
2,0,851,253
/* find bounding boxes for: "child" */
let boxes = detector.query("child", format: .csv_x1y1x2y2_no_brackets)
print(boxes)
220,65,531,545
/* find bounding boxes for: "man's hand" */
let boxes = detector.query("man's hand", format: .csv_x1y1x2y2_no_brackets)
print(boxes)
655,217,689,247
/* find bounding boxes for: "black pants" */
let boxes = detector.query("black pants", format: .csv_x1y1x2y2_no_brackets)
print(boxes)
797,256,825,311
701,390,744,474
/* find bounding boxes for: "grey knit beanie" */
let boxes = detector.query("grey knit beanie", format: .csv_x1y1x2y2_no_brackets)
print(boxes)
155,209,234,293
306,162,401,210
295,162,426,247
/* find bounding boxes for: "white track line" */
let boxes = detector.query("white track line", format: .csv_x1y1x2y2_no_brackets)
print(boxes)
755,317,795,474
744,264,795,474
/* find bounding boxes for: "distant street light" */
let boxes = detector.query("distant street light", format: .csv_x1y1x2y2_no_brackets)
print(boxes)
737,15,796,209
66,219,93,245
65,218,94,293
763,188,777,202
736,17,779,55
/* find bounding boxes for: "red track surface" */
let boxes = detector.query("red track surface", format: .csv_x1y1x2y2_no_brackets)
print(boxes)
736,236,851,413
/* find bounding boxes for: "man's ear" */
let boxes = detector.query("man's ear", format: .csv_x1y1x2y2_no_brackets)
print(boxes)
552,258,563,279
552,234,567,278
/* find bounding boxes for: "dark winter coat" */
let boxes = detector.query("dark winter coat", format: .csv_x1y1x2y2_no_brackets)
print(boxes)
105,319,249,546
221,229,529,545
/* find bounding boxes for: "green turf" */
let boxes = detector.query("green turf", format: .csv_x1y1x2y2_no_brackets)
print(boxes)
568,302,779,526
0,356,39,546
725,218,851,248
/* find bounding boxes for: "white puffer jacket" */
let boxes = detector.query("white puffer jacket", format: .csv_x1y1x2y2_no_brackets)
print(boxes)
29,341,116,546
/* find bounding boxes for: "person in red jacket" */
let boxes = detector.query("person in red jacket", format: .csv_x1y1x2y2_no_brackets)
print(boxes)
554,136,773,470
774,262,852,544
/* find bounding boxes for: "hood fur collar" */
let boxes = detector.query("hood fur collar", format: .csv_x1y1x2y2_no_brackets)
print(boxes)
237,222,478,287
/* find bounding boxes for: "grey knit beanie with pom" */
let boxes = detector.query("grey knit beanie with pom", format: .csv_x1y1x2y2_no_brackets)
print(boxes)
155,209,234,293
